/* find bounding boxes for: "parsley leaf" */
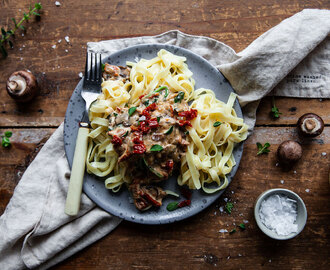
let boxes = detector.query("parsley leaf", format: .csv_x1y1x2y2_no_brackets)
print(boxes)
213,121,222,127
225,202,234,214
166,202,179,211
174,91,185,103
128,107,137,116
271,97,282,118
229,228,236,234
239,223,246,230
256,142,271,155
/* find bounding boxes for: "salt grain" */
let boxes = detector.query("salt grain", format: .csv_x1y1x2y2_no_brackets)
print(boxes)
243,220,249,224
280,180,284,184
321,152,327,156
51,45,56,49
78,72,83,78
219,229,228,233
219,206,224,213
65,36,70,43
224,197,228,202
58,39,62,43
259,194,298,236
55,1,61,6
305,189,310,193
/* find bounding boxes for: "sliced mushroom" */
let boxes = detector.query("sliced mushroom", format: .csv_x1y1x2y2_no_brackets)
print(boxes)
297,113,324,137
6,70,38,102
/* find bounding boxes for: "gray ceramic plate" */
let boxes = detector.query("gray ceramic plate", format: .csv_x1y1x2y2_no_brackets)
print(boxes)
64,44,244,224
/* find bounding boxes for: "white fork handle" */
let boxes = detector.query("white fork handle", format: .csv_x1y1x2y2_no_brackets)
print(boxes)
65,122,89,216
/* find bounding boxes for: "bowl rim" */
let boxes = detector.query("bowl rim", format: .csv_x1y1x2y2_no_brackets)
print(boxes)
254,188,307,240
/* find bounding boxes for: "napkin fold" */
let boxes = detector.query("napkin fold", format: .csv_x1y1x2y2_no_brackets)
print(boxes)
0,9,329,270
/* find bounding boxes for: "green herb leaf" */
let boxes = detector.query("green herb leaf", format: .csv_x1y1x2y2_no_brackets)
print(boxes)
2,137,11,148
121,131,129,137
12,18,17,27
32,12,40,16
164,126,173,135
20,25,25,31
225,202,234,214
166,202,179,211
271,96,282,118
150,144,163,152
157,116,160,123
101,63,105,71
229,228,236,234
128,106,137,116
256,142,270,155
213,121,222,127
0,45,8,58
35,3,42,10
239,223,246,230
184,130,189,135
113,112,118,117
8,40,13,48
174,91,185,103
4,131,12,138
143,100,149,106
1,28,6,36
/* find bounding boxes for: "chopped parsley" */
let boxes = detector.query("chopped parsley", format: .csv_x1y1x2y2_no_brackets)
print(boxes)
225,202,234,214
128,106,137,116
150,144,163,152
256,142,270,155
174,91,185,103
213,121,222,127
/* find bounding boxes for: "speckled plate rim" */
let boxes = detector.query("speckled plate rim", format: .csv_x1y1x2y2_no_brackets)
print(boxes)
254,188,308,240
64,44,245,225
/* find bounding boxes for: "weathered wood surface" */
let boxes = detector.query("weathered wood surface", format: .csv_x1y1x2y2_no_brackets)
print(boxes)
0,0,329,269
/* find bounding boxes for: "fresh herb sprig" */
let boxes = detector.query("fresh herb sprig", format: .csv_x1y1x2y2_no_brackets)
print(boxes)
256,142,271,155
225,202,234,214
1,131,13,148
0,3,42,58
271,96,282,118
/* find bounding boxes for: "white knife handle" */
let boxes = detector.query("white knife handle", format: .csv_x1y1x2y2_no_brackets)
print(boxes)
65,122,89,216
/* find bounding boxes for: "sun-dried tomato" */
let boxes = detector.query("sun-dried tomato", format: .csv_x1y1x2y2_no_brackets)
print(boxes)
166,160,174,170
131,125,140,132
180,188,192,200
178,120,192,127
141,109,151,120
148,118,159,129
178,199,191,208
139,94,146,99
170,105,174,116
143,193,161,207
132,132,144,144
133,144,146,154
145,102,157,111
149,93,160,99
178,109,198,120
112,135,122,146
139,121,150,134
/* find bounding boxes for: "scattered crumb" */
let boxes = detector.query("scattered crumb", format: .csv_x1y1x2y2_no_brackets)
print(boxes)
219,206,224,213
269,259,272,263
65,49,68,53
227,256,230,260
219,229,228,233
22,44,25,48
78,72,83,78
58,39,62,43
231,191,234,194
275,163,279,167
65,36,70,43
21,33,24,37
293,170,297,174
51,44,56,49
321,152,327,156
19,48,22,51
213,211,217,215
280,180,284,184
238,253,242,257
20,57,23,61
55,1,61,6
305,189,310,193
224,197,228,202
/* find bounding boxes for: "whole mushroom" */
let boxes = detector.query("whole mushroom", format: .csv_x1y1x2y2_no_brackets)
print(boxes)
277,140,302,168
297,113,324,137
6,70,38,102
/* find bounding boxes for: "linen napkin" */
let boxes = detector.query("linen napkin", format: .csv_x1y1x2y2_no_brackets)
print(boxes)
0,9,329,270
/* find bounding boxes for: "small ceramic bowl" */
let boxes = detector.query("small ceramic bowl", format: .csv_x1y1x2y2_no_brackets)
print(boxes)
254,188,307,240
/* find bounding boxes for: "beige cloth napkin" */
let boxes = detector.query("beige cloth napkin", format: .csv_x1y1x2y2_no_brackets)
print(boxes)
0,9,329,270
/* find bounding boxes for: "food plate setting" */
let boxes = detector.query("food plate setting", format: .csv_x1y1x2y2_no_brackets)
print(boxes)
64,44,244,224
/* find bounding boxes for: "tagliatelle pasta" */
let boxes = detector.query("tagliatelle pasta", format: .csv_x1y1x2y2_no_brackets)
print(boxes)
86,49,248,199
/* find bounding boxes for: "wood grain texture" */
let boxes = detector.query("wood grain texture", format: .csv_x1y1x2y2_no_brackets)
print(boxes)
0,0,329,269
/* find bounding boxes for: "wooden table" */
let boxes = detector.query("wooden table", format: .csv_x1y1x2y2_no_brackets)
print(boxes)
1,1,329,269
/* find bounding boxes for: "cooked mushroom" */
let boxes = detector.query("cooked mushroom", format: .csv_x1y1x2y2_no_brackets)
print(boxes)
6,70,38,102
277,140,302,168
297,113,324,137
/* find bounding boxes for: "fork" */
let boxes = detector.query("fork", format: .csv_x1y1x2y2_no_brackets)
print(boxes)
65,52,102,216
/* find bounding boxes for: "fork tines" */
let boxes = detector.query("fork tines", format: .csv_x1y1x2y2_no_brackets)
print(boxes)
84,52,102,83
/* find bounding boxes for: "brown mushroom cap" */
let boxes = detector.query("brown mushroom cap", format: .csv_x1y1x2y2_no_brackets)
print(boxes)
6,70,38,102
297,113,324,137
277,140,302,168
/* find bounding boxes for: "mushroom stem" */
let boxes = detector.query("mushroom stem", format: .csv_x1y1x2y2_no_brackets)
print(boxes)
303,119,317,132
